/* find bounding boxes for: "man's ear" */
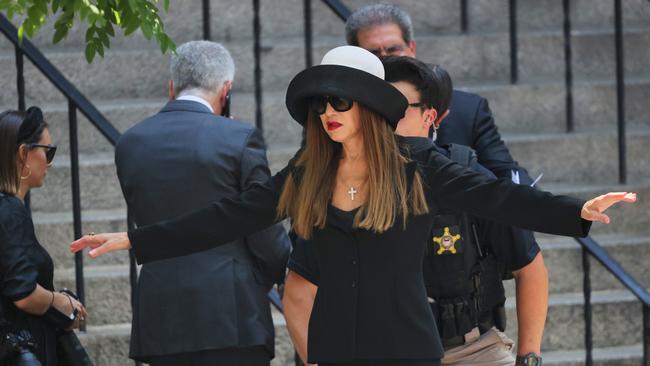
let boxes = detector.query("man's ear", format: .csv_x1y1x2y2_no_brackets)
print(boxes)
220,80,233,104
434,109,450,128
168,80,175,100
423,108,438,129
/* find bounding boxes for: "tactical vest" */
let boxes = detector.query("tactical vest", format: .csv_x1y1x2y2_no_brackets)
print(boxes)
422,144,507,349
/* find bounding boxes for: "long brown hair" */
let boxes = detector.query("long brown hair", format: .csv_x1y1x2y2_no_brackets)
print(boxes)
278,105,428,239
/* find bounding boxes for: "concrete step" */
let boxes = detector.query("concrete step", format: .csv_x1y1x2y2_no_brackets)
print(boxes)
2,0,648,51
505,127,650,184
541,234,650,295
29,153,124,213
2,27,649,103
54,265,132,326
544,344,643,366
504,289,645,352
501,234,650,298
10,77,650,156
543,180,650,236
76,315,295,365
33,209,129,269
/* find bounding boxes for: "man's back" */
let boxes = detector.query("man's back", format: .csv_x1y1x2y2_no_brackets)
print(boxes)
115,99,290,362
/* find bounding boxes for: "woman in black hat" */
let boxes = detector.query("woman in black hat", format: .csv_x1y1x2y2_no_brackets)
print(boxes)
71,46,636,366
0,107,87,365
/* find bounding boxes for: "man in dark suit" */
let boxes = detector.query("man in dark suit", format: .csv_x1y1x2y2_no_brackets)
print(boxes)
344,3,533,185
115,40,291,366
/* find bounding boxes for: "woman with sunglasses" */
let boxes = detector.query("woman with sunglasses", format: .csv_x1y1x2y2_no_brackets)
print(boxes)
1,107,87,365
71,46,636,366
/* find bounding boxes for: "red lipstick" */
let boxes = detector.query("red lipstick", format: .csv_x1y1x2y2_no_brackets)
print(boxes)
327,121,342,131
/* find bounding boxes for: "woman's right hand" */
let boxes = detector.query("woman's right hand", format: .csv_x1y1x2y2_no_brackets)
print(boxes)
52,292,87,329
70,232,131,258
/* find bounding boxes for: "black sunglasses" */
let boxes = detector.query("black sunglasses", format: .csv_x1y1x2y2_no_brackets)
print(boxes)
309,96,354,115
28,143,57,164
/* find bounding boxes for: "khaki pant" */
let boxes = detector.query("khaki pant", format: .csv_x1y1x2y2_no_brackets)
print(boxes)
441,328,515,366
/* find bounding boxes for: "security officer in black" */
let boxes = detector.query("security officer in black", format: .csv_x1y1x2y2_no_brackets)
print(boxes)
283,57,546,366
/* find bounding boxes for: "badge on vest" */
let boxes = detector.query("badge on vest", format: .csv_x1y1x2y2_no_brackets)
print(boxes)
432,226,463,255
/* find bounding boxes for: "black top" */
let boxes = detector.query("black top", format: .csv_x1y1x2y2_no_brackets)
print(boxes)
0,193,57,365
128,137,591,363
288,139,539,287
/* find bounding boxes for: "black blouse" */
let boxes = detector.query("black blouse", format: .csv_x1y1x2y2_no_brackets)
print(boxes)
0,193,57,365
128,139,590,363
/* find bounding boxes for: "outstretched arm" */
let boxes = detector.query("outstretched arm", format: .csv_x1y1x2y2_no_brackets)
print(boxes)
71,153,300,263
419,150,636,237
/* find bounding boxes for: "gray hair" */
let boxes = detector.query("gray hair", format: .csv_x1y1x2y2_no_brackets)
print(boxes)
345,4,414,46
170,40,235,96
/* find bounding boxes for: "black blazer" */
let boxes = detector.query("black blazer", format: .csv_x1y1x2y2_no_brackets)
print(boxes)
115,100,291,360
126,138,590,363
438,90,533,184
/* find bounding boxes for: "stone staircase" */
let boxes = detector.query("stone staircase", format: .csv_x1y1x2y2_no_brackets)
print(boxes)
1,0,649,365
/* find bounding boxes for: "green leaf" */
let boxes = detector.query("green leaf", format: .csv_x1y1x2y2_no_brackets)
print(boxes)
53,25,68,43
52,0,61,13
104,22,115,37
98,30,109,47
140,20,152,39
85,43,96,63
85,26,95,42
163,0,169,12
36,0,48,15
17,24,24,43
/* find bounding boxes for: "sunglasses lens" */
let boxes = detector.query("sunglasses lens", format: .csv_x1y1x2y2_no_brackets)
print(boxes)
310,96,327,115
330,96,353,112
46,147,56,163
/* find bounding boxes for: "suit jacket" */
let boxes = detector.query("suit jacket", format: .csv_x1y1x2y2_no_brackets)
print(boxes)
126,139,591,362
114,100,291,361
438,90,533,185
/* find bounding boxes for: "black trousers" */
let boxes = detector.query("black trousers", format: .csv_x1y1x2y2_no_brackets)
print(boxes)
320,360,440,366
148,346,270,366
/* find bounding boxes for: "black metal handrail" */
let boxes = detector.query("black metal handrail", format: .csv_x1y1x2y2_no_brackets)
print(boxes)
577,236,650,366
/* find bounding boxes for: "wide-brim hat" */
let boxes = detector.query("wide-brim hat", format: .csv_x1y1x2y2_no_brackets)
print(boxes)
285,45,407,130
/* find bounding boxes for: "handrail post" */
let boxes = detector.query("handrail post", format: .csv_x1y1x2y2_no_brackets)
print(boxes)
582,247,593,366
304,0,313,68
508,0,518,84
202,0,211,40
563,0,574,133
641,302,650,366
126,212,141,366
15,44,31,212
68,100,86,332
460,0,468,33
253,0,263,131
614,0,626,184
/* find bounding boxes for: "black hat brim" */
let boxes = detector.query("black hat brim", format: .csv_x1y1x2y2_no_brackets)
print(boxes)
285,64,407,130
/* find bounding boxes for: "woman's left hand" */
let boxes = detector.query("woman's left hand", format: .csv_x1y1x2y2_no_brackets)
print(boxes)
581,192,637,224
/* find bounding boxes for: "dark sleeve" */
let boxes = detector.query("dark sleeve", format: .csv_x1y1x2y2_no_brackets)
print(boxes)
129,151,301,265
287,237,320,286
239,128,291,286
420,150,591,238
472,97,533,185
0,208,39,301
472,162,540,272
477,218,540,273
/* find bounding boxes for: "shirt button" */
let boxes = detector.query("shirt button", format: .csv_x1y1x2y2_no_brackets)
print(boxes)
351,281,357,288
352,259,357,265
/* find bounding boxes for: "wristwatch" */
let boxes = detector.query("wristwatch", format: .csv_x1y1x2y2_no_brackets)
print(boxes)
516,353,542,366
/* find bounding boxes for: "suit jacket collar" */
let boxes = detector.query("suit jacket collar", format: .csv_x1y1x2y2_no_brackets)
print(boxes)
159,99,214,115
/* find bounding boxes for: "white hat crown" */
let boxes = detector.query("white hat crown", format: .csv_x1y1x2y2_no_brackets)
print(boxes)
319,45,385,80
